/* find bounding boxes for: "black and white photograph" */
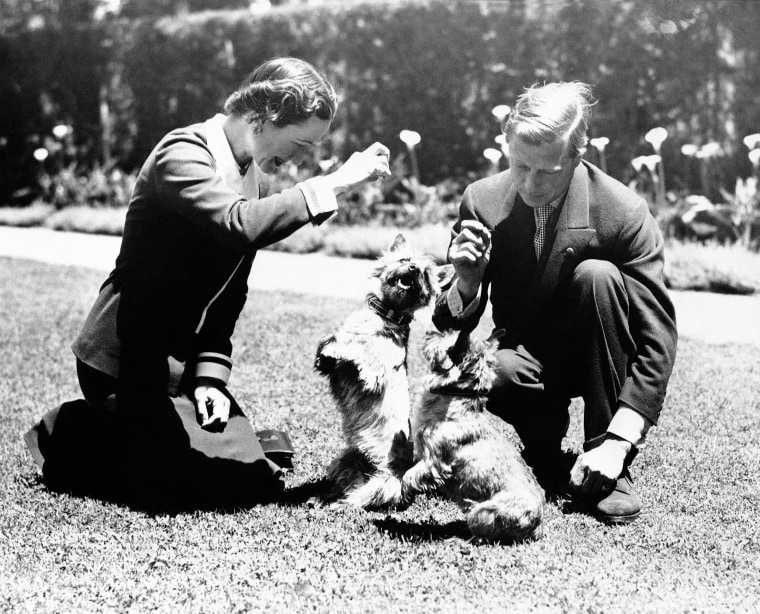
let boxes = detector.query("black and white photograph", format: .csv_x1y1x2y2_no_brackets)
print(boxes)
1,0,758,611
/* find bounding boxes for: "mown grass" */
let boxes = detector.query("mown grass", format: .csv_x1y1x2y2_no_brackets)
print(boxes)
1,257,759,613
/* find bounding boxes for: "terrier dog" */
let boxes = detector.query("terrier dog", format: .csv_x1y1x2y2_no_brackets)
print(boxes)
314,235,447,509
402,328,545,542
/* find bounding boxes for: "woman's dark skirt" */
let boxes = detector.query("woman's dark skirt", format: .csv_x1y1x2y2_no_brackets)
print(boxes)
24,391,286,508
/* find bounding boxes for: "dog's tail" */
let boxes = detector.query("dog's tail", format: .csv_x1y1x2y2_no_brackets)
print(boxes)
344,472,406,510
466,489,544,542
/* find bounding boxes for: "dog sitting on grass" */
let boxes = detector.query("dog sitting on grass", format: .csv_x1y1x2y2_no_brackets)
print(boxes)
402,328,545,542
314,234,446,509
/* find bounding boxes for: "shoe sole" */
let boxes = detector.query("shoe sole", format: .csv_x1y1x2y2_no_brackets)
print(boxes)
595,510,641,525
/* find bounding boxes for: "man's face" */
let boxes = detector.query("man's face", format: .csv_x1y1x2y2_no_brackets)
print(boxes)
508,135,581,208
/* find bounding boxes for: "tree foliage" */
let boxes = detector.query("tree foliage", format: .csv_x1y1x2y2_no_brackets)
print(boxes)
1,0,759,203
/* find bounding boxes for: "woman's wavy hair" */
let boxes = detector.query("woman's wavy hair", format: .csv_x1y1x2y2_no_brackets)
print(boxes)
224,57,338,127
504,82,595,158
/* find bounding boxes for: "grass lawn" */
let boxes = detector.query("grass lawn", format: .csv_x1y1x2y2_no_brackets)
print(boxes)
1,257,759,613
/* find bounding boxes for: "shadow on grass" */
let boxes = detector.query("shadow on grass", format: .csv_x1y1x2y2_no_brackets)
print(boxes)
373,515,544,546
28,470,286,517
373,515,472,542
44,475,338,516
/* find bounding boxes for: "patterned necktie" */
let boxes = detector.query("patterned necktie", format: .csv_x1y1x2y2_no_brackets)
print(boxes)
533,204,553,260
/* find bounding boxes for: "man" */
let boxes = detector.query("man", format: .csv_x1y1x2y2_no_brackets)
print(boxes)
433,82,677,524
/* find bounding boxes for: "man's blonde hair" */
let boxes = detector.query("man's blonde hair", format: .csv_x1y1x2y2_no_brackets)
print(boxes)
504,82,595,158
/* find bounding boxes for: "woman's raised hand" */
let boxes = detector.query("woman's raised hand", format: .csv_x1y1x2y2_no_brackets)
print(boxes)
326,142,391,193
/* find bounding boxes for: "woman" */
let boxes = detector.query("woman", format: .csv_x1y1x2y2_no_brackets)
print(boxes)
25,57,391,505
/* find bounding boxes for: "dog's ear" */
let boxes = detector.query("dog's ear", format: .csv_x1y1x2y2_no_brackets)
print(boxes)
389,234,407,252
422,328,451,367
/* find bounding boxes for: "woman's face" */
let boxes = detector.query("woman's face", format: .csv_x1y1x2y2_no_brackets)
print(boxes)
251,115,332,174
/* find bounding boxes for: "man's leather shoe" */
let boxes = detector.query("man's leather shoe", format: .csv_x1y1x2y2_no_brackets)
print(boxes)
592,470,641,524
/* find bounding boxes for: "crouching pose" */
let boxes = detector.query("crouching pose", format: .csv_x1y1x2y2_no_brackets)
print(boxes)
403,329,545,542
434,82,677,524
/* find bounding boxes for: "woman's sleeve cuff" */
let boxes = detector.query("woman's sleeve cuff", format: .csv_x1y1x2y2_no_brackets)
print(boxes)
194,352,232,385
297,177,338,226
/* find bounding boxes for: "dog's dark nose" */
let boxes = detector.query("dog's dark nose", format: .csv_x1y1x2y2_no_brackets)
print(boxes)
408,263,418,272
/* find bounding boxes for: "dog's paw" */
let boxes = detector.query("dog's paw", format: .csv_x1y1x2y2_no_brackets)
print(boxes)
344,473,406,511
399,480,417,508
314,335,338,373
306,495,325,508
314,353,336,374
357,366,386,393
330,499,355,511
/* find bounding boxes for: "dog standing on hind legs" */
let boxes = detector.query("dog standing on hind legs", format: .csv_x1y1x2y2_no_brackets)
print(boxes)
314,234,448,509
402,328,545,542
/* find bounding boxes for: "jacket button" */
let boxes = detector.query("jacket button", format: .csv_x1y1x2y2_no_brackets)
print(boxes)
566,247,575,257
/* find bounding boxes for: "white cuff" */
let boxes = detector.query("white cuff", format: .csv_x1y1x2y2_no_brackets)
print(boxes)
446,283,481,319
297,177,338,225
194,352,232,385
608,405,651,447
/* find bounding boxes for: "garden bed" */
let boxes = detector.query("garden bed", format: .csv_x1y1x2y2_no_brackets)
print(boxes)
2,203,759,295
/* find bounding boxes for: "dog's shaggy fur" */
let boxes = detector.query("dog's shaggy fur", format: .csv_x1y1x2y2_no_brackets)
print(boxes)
403,328,545,542
314,235,446,509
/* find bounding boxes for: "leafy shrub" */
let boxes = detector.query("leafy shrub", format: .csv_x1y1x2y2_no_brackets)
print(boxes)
665,241,760,295
660,190,760,249
0,201,53,227
37,165,137,209
333,179,461,229
321,223,449,263
721,177,760,248
2,198,759,295
320,225,398,260
267,223,325,254
43,206,127,236
4,0,760,208
267,156,463,229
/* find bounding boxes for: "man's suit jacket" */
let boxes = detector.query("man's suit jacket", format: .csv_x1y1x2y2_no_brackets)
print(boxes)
73,115,316,398
433,160,678,425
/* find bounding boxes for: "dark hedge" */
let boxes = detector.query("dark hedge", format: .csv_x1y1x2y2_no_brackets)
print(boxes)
2,0,760,203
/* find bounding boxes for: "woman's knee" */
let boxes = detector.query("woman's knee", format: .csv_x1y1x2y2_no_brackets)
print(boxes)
76,359,117,405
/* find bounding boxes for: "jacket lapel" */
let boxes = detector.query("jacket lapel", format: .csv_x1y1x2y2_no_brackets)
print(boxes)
503,180,519,218
243,161,267,199
204,114,265,200
535,163,596,298
204,114,245,194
